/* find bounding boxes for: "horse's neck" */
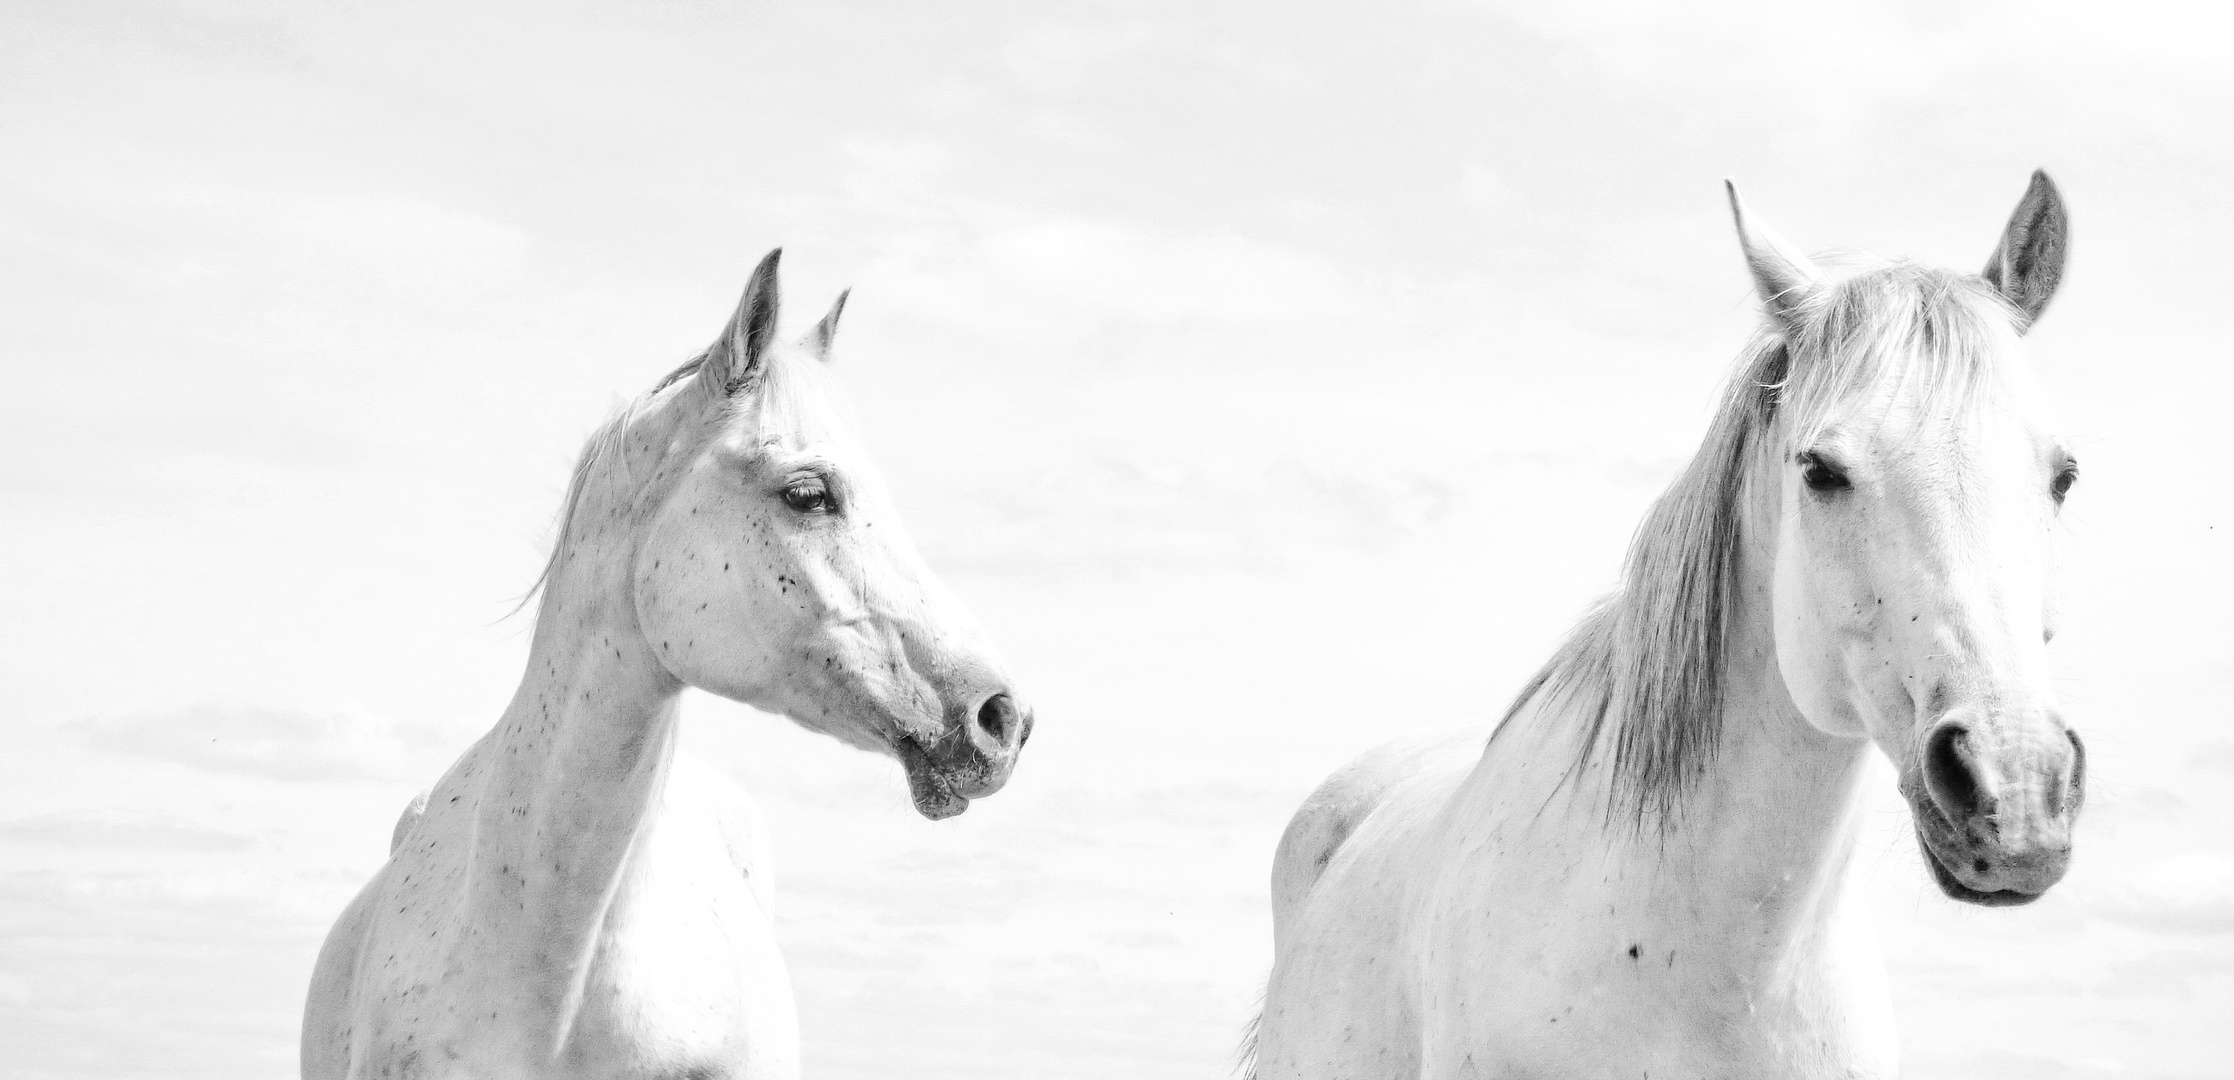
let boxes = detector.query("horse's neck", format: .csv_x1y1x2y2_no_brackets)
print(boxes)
1658,601,1872,946
1620,495,1872,956
1480,481,1873,971
463,391,701,1039
476,569,683,936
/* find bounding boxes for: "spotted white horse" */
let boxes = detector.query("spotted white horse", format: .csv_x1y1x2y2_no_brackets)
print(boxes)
304,251,1032,1080
1251,173,2084,1079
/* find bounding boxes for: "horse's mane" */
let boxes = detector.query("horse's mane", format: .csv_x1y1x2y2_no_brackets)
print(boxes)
514,353,709,614
1503,259,2019,830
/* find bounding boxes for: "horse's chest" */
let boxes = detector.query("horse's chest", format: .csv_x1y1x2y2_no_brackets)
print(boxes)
1418,919,1890,1080
580,874,778,1042
357,813,794,1079
548,820,796,1077
1410,859,1894,1080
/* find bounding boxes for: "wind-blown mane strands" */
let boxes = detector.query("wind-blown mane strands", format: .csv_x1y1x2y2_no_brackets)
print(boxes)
1506,260,2013,830
1522,336,1777,829
516,352,711,614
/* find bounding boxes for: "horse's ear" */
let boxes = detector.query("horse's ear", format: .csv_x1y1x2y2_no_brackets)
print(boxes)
1981,170,2067,332
1725,179,1821,327
804,289,849,362
703,249,784,396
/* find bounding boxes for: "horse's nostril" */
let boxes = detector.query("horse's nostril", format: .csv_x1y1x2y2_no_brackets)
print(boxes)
975,693,1016,742
2064,727,2087,812
1924,721,1981,820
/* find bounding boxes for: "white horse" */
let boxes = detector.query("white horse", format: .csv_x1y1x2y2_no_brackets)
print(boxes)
303,251,1033,1080
1250,172,2085,1079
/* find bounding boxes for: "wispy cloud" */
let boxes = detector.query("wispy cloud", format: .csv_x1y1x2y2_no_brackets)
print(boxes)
2093,853,2234,936
73,705,461,784
914,454,1459,576
865,216,1376,350
1001,16,1298,97
0,810,253,852
1469,0,2234,87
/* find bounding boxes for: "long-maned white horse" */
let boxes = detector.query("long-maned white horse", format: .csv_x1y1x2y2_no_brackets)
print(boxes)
303,251,1033,1080
1249,172,2085,1080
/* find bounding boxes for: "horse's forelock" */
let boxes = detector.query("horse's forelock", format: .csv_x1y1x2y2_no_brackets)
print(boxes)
1780,262,2012,444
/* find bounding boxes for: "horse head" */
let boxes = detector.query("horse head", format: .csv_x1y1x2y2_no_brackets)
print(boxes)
629,251,1031,818
1730,173,2084,904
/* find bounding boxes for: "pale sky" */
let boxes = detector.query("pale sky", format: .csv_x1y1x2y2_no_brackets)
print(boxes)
3,1,2230,1077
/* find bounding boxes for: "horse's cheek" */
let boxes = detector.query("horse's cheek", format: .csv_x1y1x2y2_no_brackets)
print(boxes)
1772,541,1870,738
634,515,759,695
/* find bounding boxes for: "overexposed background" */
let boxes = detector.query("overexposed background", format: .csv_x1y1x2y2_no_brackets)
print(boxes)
3,1,2229,1076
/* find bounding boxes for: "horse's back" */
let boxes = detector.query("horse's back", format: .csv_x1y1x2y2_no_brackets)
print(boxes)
1270,729,1483,933
1255,729,1485,1080
388,787,430,854
302,778,451,1080
301,859,391,1079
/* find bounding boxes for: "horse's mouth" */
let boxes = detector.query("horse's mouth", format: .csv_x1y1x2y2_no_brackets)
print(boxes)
1914,828,2042,908
895,736,970,820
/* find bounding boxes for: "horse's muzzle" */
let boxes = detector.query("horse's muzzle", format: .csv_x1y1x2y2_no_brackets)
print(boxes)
894,692,1032,819
1904,716,2084,906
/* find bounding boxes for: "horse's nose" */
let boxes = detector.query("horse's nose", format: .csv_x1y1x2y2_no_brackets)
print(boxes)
1923,715,2084,826
968,692,1028,754
1920,713,2081,895
2057,727,2087,817
928,691,1028,801
1922,719,1989,825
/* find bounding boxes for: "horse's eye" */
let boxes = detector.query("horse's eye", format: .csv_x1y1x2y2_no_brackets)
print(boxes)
1799,452,1850,494
781,478,833,514
2051,460,2079,504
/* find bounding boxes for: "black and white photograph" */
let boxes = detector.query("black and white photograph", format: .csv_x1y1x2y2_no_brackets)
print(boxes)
3,1,2228,1077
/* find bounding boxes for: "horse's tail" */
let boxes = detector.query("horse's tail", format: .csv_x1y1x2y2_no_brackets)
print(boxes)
1231,984,1264,1080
